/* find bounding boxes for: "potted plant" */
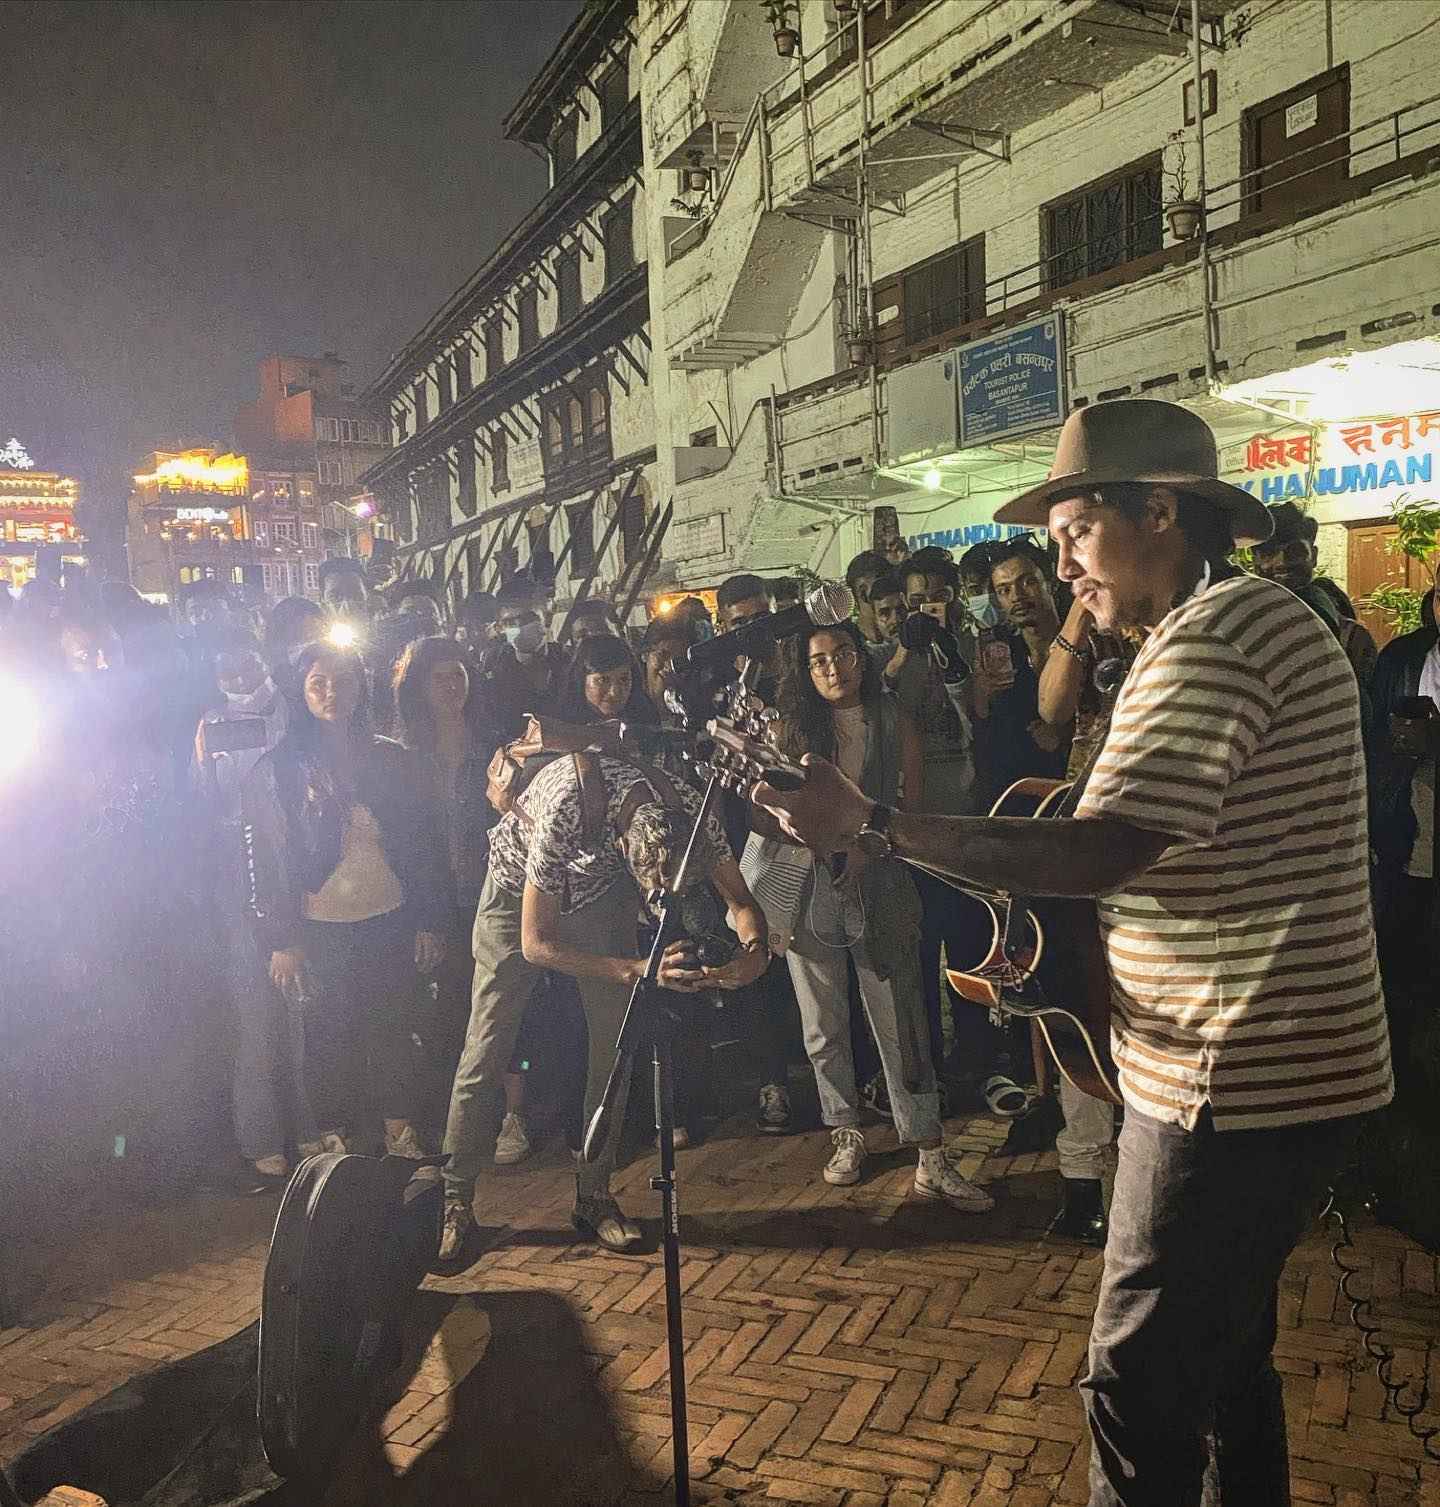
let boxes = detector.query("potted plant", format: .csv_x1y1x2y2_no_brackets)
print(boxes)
764,0,800,57
1163,133,1203,241
1362,492,1440,634
682,149,710,195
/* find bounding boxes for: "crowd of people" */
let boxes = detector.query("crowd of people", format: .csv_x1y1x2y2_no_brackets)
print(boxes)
0,476,1424,1269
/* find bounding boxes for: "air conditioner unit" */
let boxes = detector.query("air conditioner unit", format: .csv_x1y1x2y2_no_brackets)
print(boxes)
885,351,959,465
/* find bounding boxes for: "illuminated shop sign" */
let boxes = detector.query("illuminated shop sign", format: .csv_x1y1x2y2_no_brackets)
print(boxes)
174,506,234,523
1234,412,1439,503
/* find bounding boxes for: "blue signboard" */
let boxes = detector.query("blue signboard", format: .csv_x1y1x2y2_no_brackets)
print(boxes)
956,316,1067,449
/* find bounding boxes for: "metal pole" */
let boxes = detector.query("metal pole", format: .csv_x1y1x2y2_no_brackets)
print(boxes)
1191,0,1219,388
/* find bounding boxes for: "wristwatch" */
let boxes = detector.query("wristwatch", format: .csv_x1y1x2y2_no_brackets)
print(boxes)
853,802,895,859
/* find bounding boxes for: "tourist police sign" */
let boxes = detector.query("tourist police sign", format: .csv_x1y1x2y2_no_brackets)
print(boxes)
957,317,1067,449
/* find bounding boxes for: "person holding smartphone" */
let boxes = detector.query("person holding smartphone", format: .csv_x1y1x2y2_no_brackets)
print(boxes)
195,628,300,1186
971,538,1071,805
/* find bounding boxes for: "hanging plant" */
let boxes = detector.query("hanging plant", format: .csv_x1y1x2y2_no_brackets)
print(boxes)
764,0,800,56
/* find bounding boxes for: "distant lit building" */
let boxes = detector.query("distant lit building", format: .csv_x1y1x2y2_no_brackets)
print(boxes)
234,353,392,565
126,447,326,605
0,438,85,591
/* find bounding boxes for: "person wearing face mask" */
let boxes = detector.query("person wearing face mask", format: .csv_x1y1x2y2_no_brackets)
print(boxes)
195,628,309,1186
479,573,567,754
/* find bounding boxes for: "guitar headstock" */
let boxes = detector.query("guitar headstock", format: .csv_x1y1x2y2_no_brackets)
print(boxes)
704,718,808,793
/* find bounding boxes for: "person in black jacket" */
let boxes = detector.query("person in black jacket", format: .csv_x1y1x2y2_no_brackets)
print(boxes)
241,642,450,1158
1368,588,1439,1087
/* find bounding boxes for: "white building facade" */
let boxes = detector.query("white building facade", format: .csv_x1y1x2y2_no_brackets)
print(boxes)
639,0,1440,643
359,0,660,620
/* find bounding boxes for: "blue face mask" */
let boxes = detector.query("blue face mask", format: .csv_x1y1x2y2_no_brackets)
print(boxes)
966,593,998,629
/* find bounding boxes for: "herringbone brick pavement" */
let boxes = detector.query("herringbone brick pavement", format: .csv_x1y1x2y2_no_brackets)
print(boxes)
3,1112,1438,1506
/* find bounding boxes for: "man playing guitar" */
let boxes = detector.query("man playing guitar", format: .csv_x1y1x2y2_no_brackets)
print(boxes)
750,399,1393,1507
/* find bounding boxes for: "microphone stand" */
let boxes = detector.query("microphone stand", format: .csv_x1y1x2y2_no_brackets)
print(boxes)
582,761,728,1507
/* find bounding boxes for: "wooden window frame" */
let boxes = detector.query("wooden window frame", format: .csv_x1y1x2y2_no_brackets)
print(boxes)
491,428,510,493
517,288,540,353
1040,152,1163,293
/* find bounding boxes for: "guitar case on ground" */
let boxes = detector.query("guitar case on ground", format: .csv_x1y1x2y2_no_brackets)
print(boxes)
2,1153,442,1506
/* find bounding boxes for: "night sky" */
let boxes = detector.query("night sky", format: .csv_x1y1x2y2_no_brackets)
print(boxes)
2,0,581,555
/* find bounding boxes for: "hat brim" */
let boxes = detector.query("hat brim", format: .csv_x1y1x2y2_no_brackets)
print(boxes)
995,470,1274,547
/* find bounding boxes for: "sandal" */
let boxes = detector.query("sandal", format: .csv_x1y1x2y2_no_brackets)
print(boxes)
572,1195,644,1252
982,1074,1030,1120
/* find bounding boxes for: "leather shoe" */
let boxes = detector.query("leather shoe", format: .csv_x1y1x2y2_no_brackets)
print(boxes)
1048,1177,1107,1247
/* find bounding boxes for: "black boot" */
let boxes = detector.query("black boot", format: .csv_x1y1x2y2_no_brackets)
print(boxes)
1048,1176,1107,1247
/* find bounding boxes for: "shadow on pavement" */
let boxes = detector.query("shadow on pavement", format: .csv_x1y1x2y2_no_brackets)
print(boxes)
6,1290,658,1507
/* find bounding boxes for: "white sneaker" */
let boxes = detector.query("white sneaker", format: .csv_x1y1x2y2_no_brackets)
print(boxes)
494,1111,532,1165
384,1123,427,1159
823,1127,867,1185
914,1148,995,1213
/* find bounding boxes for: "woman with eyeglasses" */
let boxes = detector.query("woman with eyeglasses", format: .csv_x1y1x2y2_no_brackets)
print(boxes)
752,619,993,1209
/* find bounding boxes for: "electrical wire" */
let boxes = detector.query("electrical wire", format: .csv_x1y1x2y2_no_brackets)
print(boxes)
1322,1184,1440,1464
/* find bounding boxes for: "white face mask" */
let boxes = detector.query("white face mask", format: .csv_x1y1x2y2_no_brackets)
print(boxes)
505,619,546,658
223,677,276,712
966,594,998,629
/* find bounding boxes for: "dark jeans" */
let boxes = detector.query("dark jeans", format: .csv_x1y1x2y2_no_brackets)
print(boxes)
301,909,424,1135
1083,1106,1357,1507
1374,871,1435,1093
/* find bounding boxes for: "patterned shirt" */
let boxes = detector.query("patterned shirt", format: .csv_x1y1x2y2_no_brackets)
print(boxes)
1074,573,1392,1132
487,753,731,913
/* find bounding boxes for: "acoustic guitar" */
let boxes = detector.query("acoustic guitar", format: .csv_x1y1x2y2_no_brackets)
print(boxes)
943,776,1121,1105
706,720,1122,1106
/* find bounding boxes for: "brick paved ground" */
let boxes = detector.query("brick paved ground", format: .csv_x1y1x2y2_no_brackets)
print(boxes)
3,1109,1439,1506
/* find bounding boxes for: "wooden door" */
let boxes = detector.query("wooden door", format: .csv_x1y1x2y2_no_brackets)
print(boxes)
1243,66,1349,219
1347,523,1432,648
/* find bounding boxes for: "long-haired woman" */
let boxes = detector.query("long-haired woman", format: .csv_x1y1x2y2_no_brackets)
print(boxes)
760,618,992,1210
241,642,450,1157
392,634,547,1162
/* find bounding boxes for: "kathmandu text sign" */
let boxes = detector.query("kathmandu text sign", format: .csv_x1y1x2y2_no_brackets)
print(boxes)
1234,410,1440,504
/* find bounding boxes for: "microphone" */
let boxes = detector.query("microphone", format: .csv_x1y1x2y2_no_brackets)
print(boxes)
682,581,854,674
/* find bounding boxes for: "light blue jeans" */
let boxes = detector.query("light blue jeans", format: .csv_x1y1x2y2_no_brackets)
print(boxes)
221,907,316,1160
783,916,941,1146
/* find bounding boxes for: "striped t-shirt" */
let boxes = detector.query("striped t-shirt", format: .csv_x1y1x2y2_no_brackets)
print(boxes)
1074,573,1392,1131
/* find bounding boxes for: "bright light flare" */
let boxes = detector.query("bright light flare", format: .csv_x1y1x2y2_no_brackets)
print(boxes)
134,451,249,494
0,678,40,778
922,467,943,492
327,620,359,649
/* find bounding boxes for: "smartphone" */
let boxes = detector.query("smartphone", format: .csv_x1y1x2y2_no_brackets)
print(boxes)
980,638,1015,678
919,601,949,625
202,716,270,755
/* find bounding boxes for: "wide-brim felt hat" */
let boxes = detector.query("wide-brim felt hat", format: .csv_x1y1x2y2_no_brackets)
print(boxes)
994,398,1274,547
